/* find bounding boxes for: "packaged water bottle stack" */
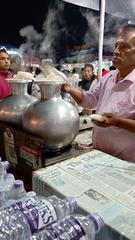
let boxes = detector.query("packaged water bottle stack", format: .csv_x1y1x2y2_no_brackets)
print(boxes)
31,213,104,240
0,158,78,239
0,194,78,239
0,158,104,239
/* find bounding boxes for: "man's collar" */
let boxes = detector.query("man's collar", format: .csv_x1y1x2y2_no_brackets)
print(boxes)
0,70,9,75
113,68,135,82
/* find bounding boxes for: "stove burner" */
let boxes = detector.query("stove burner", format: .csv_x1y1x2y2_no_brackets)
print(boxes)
44,144,72,158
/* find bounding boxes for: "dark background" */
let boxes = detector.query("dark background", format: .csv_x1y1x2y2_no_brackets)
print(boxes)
1,0,128,62
1,0,89,49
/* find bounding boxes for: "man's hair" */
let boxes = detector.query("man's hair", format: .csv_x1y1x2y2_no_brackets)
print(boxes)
84,63,94,71
0,47,9,56
83,63,96,81
118,24,135,35
10,54,22,66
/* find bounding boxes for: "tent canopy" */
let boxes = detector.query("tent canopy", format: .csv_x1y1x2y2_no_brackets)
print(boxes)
63,0,135,19
63,0,99,11
63,0,135,77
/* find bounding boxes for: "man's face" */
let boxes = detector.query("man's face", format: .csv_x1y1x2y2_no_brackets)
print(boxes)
0,52,10,72
83,67,93,81
112,31,135,70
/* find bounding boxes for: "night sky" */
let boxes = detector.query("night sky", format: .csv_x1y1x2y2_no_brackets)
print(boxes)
1,0,52,46
1,0,124,61
1,0,89,50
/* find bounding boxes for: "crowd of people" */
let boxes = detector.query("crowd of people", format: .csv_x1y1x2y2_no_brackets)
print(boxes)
0,47,111,100
0,23,135,163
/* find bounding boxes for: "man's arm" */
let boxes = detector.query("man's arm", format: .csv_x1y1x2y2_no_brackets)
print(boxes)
115,116,135,133
61,83,84,105
92,112,135,133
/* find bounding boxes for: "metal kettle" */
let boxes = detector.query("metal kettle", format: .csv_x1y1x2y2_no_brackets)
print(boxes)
0,79,37,125
22,80,80,149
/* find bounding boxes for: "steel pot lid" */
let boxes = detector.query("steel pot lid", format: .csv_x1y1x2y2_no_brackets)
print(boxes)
7,79,33,83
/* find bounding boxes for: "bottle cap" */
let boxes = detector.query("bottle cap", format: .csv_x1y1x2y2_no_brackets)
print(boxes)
14,180,24,189
64,197,78,214
3,161,11,170
89,213,104,233
4,173,14,181
26,191,36,198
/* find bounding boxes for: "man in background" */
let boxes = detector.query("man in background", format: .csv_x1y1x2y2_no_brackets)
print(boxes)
9,52,22,75
0,48,11,99
79,63,97,91
79,63,97,115
102,68,110,76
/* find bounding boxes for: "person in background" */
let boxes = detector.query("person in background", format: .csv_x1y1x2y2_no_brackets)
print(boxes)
62,69,70,77
0,48,12,99
61,24,135,163
35,66,42,77
25,65,41,98
78,63,97,115
79,63,97,91
25,65,41,77
102,68,110,76
9,53,22,75
109,65,116,71
72,66,82,79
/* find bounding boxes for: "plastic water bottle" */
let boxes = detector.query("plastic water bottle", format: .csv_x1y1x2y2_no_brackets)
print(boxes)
2,173,15,200
0,189,6,208
0,207,31,240
0,161,11,181
31,213,104,240
4,173,15,187
0,162,5,181
0,173,13,187
10,180,27,200
0,195,77,239
3,161,11,170
0,191,36,239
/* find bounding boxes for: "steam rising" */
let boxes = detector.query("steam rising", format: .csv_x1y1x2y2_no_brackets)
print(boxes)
19,1,67,61
19,25,42,56
82,11,99,47
40,3,65,58
19,0,135,63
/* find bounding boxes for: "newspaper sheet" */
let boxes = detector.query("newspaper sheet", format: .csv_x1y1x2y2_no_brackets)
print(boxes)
33,150,135,240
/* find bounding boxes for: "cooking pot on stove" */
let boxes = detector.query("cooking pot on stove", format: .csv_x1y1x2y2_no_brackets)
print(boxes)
22,79,79,149
0,79,37,125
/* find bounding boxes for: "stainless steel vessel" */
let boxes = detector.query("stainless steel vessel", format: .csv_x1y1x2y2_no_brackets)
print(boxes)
0,79,37,125
22,80,80,149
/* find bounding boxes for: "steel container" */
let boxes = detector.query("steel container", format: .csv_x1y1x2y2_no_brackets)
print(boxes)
0,79,37,125
22,80,79,149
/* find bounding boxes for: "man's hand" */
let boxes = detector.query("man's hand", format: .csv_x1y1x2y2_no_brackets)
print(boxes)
61,83,71,93
92,112,121,128
61,83,84,105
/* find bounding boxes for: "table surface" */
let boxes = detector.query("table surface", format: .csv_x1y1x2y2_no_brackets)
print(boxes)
33,149,135,240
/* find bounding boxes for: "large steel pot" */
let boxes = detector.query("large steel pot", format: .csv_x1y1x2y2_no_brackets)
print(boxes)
22,80,79,149
0,79,37,125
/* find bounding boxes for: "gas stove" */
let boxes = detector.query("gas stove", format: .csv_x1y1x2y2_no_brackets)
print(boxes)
0,121,92,186
79,115,94,130
44,143,91,167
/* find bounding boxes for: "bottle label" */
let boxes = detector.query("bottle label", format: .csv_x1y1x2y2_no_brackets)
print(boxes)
46,216,86,240
12,197,57,234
